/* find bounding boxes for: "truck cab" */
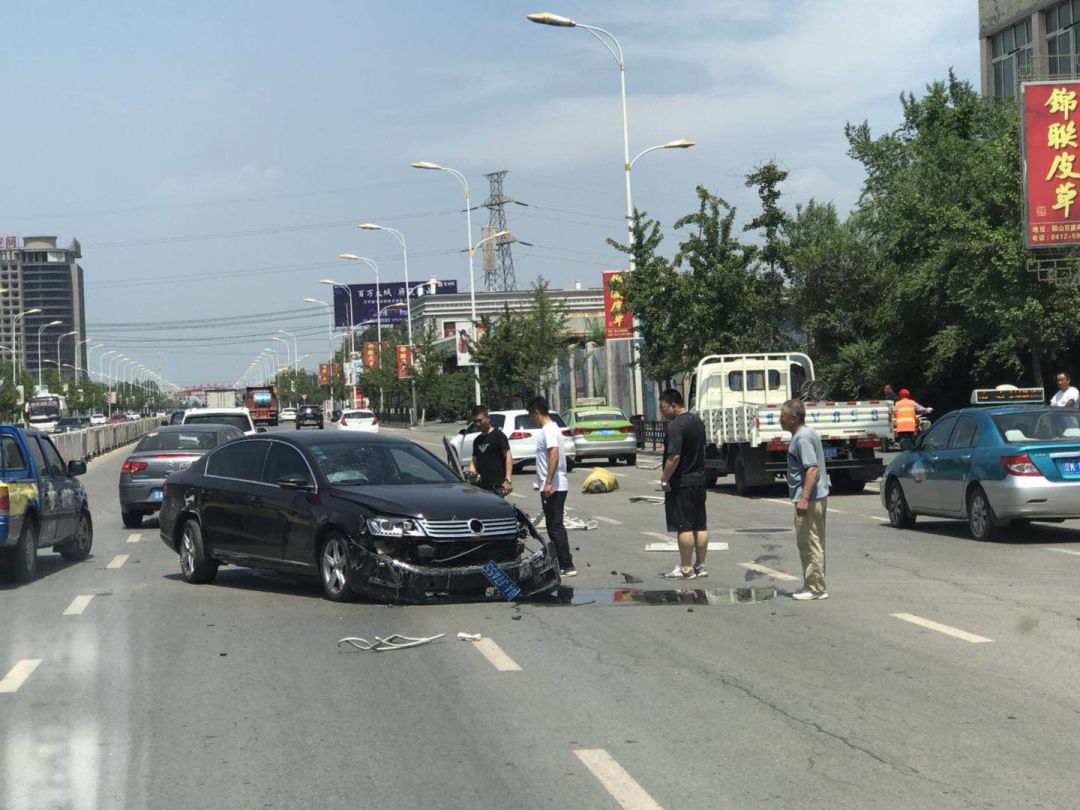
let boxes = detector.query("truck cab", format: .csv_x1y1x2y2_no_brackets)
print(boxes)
688,353,812,413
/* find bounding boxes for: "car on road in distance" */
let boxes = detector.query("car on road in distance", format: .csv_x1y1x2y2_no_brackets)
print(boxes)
157,432,560,602
447,409,576,473
89,413,108,426
280,407,297,422
181,407,260,435
295,404,324,430
52,417,84,434
118,424,245,528
337,409,378,433
564,400,637,466
110,415,129,424
881,386,1080,541
0,426,91,582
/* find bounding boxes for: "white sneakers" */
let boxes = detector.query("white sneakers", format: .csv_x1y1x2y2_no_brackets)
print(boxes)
663,566,696,579
791,588,829,600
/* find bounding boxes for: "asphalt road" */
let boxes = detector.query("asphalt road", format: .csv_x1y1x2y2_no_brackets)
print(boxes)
3,421,1080,809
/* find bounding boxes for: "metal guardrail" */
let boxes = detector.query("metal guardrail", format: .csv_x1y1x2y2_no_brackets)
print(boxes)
634,420,668,453
51,418,159,463
376,411,412,427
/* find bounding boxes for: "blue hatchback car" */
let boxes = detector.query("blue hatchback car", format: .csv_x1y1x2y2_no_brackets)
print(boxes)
882,388,1080,540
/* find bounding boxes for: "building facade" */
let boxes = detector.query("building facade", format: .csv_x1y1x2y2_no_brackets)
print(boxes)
0,236,87,381
979,0,1080,98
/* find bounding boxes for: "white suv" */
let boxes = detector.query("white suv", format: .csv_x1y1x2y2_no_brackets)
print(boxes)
181,407,260,435
447,409,576,473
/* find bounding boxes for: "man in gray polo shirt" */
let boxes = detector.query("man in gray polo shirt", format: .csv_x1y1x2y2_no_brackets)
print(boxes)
779,398,829,600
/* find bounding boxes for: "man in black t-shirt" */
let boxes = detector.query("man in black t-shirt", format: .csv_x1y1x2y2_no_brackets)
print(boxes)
658,388,708,579
468,406,513,496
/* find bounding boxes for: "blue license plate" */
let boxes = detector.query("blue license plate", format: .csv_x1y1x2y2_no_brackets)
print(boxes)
150,489,163,501
595,429,615,435
481,560,521,601
823,447,839,459
1061,461,1080,475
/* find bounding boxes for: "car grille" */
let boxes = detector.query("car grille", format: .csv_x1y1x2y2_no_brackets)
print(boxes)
418,517,519,538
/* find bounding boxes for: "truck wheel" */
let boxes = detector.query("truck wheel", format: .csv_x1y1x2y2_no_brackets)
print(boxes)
7,519,39,583
122,510,143,529
60,509,93,562
566,459,575,473
179,519,218,584
831,472,866,495
705,469,719,489
734,456,750,496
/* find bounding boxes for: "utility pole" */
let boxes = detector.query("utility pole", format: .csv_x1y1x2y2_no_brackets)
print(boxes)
482,170,517,292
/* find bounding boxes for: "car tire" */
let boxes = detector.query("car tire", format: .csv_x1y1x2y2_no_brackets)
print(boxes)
566,459,575,473
178,519,218,584
705,469,719,489
60,509,93,562
6,518,39,583
122,510,143,529
967,486,1003,542
625,454,637,467
608,456,617,465
512,462,524,475
320,533,356,602
885,478,916,529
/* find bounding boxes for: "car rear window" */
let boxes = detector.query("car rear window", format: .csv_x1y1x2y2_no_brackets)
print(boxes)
343,411,374,419
136,431,220,452
573,410,626,423
993,410,1080,443
184,414,252,431
514,413,567,430
1,435,28,472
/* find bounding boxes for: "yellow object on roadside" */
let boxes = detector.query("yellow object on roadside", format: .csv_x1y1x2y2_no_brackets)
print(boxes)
582,467,619,494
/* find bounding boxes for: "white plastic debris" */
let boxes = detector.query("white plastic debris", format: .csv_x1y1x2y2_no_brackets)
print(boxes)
336,633,445,652
457,632,482,641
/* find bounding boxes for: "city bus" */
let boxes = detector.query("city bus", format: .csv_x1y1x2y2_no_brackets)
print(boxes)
27,394,69,432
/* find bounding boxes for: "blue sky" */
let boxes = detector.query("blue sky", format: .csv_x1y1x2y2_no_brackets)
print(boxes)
0,0,977,385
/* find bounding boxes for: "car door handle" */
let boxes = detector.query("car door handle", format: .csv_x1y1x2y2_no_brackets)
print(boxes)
960,454,972,461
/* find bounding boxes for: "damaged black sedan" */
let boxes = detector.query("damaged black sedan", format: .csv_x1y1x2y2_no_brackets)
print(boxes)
157,432,560,602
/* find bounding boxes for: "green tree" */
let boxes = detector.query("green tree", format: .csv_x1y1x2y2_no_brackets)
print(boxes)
744,160,791,279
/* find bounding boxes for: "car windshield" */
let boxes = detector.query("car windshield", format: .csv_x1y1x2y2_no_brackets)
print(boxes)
574,410,627,423
184,414,251,431
136,430,220,452
992,410,1080,443
309,441,457,486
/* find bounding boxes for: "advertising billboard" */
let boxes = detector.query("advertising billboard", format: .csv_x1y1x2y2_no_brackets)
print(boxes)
1023,81,1080,247
333,279,458,328
603,271,633,339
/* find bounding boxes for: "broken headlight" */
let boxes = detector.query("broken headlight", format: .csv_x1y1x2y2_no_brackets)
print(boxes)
367,516,426,538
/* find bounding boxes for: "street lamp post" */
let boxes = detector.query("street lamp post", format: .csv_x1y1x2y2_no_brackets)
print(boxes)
359,222,418,423
277,329,298,372
74,337,94,380
320,279,357,403
528,12,696,418
410,161,481,406
36,320,63,388
100,350,116,386
304,298,336,404
57,330,78,379
12,308,42,385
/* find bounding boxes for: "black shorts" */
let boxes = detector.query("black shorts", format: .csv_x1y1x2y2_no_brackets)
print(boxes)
665,485,707,532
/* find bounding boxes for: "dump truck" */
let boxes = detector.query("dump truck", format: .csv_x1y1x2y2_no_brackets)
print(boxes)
244,386,278,427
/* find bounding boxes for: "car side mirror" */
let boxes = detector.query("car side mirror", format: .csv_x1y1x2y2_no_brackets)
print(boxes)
277,474,315,492
256,427,268,433
67,459,87,477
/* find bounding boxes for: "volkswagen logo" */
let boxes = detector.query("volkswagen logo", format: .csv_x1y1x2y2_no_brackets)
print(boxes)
468,519,485,535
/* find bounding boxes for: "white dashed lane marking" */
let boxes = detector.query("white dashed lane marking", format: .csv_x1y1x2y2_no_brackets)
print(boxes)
0,659,42,694
594,515,623,525
575,748,664,810
738,562,799,582
63,595,94,616
106,555,129,570
891,613,993,644
1043,547,1080,557
470,638,522,671
126,533,142,544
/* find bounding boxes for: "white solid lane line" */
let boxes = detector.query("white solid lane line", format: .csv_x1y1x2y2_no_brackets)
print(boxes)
107,554,129,570
471,638,522,671
642,531,674,541
611,472,627,478
63,595,94,616
126,532,142,544
594,515,623,525
861,514,889,522
575,748,664,810
0,659,42,694
891,613,994,644
739,562,799,582
1043,547,1080,557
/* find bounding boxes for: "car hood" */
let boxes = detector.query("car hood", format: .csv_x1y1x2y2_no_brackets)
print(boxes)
330,482,517,521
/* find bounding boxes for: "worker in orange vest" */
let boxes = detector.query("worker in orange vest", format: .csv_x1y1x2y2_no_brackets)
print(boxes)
894,388,933,450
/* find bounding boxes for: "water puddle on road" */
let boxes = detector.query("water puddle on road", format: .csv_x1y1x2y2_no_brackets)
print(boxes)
541,586,778,606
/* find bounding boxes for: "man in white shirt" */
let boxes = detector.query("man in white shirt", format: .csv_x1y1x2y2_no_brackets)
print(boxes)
528,396,575,577
1051,372,1079,408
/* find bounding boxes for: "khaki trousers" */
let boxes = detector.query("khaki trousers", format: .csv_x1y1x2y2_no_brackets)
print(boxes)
794,498,827,594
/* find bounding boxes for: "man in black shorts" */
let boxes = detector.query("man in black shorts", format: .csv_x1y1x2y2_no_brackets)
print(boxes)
468,405,513,496
658,388,708,579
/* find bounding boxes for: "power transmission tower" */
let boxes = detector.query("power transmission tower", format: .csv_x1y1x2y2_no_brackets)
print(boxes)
482,170,517,292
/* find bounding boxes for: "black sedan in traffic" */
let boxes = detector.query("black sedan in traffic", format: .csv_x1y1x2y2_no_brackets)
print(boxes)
157,432,560,602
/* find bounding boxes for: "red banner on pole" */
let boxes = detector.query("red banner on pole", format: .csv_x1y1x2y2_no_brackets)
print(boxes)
396,345,412,378
603,271,633,339
318,363,330,385
1023,81,1080,247
362,342,379,371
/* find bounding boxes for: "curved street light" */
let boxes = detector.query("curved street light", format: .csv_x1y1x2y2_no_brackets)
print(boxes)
36,320,64,388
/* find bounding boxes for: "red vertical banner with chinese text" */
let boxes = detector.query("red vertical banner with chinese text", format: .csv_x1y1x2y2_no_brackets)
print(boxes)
603,271,633,339
362,342,379,371
396,345,412,378
1023,81,1080,247
318,363,330,385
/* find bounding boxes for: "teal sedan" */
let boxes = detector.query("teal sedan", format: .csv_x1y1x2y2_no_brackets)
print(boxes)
882,403,1080,541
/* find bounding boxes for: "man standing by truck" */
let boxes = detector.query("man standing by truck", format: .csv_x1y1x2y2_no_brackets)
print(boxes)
780,399,829,600
659,389,709,579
